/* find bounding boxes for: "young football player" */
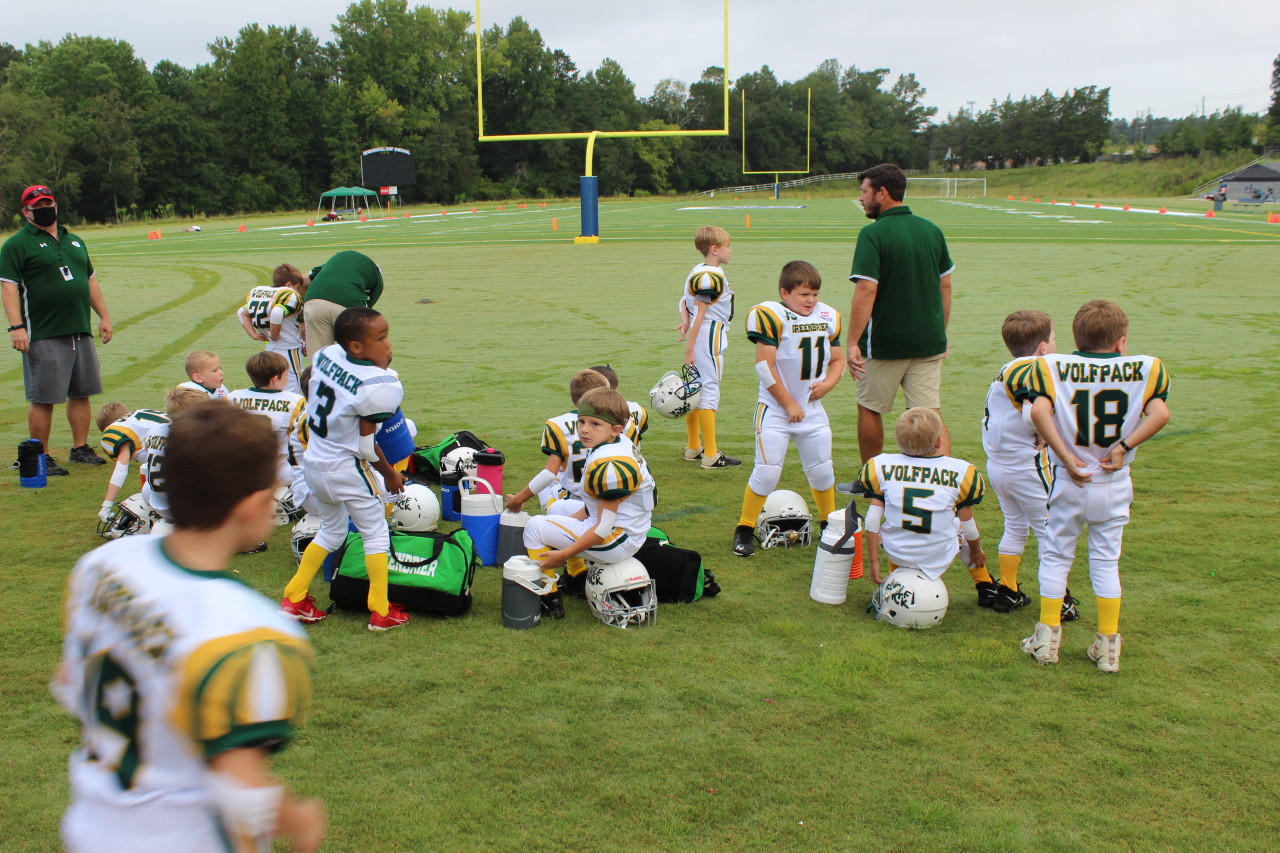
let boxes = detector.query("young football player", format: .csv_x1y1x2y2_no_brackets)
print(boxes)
229,351,307,486
141,388,216,527
977,309,1080,617
590,364,650,447
54,401,325,853
734,261,846,557
95,400,169,523
179,350,229,399
287,366,315,516
522,388,657,619
857,408,986,584
1015,300,1170,673
237,263,308,393
677,225,740,469
281,307,409,631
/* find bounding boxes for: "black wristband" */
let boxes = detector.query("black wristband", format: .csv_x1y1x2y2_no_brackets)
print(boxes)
1119,439,1133,452
7,324,24,332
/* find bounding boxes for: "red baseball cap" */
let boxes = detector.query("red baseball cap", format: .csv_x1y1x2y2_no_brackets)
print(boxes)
21,185,55,206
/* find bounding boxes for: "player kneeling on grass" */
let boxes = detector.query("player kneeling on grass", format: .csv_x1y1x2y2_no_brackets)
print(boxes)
734,260,845,557
522,388,656,620
1014,299,1170,673
281,307,409,632
54,401,324,853
857,408,986,597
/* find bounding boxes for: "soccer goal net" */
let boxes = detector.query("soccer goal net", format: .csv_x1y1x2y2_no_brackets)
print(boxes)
906,177,987,198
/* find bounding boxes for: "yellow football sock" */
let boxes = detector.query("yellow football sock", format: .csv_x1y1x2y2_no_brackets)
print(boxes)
566,556,587,577
999,554,1022,590
527,546,559,592
365,552,390,617
739,487,768,529
1040,596,1064,627
685,411,701,450
384,501,394,519
811,486,836,522
968,566,994,585
284,542,331,603
700,410,719,457
1096,596,1122,636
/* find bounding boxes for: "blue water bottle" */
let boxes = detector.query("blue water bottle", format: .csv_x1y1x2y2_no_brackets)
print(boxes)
18,439,46,488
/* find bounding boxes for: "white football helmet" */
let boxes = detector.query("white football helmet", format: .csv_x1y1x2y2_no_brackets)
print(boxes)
649,365,702,419
756,490,812,549
291,513,322,563
585,558,657,629
273,485,305,526
870,567,950,628
150,516,175,537
97,493,154,539
390,484,441,532
440,446,478,478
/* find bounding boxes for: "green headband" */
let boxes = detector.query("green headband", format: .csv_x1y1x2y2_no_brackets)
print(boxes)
578,399,620,426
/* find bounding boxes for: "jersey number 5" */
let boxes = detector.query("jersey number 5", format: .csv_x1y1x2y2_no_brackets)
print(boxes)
1070,389,1128,447
901,487,934,534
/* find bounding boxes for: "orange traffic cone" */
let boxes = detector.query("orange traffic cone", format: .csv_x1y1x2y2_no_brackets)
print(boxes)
360,214,367,221
1071,200,1077,206
552,218,558,231
472,207,477,213
306,219,314,226
497,205,503,210
1035,197,1041,203
1051,199,1056,205
745,214,751,228
238,224,246,232
404,211,410,218
1158,206,1167,214
1021,197,1027,202
441,209,447,216
1095,202,1101,208
1008,195,1014,201
1122,204,1130,211
1206,210,1215,217
148,230,158,240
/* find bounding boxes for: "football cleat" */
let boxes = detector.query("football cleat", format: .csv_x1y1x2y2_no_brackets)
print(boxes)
541,591,566,620
732,524,755,557
682,446,704,461
1061,589,1081,622
975,580,1001,608
991,583,1032,613
1086,632,1122,673
280,594,328,624
835,481,868,497
369,602,410,632
1020,622,1061,664
701,450,742,469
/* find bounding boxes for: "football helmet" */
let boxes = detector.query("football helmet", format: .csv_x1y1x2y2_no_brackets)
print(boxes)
440,446,477,478
756,489,812,549
96,493,153,540
390,484,441,532
273,485,305,526
585,558,657,629
291,513,322,563
150,516,175,537
869,567,949,628
649,365,702,419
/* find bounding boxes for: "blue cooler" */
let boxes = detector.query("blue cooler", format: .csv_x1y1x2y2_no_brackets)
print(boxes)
18,439,46,488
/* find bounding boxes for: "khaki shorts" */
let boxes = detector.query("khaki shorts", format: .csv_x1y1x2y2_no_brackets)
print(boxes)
855,354,944,413
302,298,346,356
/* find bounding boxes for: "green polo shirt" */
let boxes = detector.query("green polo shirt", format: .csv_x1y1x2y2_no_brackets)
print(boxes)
303,250,383,309
0,223,95,342
848,205,952,360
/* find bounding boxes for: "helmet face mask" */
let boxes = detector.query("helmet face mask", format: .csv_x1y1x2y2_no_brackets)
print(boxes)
870,567,950,628
390,484,441,533
97,493,154,540
585,559,658,628
440,447,477,478
273,485,305,526
649,366,702,419
291,513,322,563
756,489,812,549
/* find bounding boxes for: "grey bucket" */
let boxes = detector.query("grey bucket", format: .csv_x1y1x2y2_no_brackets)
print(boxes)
502,555,554,630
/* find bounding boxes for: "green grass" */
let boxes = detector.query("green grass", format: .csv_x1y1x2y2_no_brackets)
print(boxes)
2,196,1278,851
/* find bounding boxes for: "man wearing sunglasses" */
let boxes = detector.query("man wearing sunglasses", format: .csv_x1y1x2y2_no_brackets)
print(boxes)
1,185,113,474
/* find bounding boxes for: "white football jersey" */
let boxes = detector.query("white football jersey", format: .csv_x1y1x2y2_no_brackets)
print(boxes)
541,411,588,500
681,262,734,325
177,380,229,400
625,400,649,447
304,344,404,467
140,424,171,517
981,356,1039,466
857,452,985,576
243,284,304,350
746,300,842,408
100,409,169,463
228,387,307,483
1021,352,1170,474
57,536,312,852
581,435,656,548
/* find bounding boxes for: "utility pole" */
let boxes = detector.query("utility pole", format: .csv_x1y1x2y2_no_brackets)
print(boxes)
967,100,976,118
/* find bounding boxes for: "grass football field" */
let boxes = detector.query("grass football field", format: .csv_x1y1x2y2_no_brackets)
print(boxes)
1,195,1277,851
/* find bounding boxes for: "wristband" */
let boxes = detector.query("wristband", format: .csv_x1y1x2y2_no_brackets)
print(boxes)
527,468,558,495
960,517,980,541
1119,439,1133,452
8,324,24,332
755,359,777,389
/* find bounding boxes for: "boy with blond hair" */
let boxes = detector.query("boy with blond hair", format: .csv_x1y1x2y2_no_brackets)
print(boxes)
1015,300,1170,673
179,350,228,399
856,408,986,584
977,309,1078,617
229,351,307,486
734,261,845,557
677,225,740,469
238,264,308,393
95,400,169,523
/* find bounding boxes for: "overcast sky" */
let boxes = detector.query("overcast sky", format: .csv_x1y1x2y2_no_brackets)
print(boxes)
6,0,1275,121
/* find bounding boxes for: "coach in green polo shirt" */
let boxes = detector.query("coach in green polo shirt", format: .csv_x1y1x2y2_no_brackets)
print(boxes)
843,163,954,467
302,250,384,356
1,185,112,475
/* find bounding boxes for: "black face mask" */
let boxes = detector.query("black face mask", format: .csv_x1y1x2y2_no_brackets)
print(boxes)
30,206,57,227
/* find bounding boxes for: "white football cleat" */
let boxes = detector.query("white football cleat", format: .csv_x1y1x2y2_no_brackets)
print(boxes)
1086,632,1122,673
1020,622,1061,664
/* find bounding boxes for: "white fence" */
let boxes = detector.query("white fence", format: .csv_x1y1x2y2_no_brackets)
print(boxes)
698,173,985,197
